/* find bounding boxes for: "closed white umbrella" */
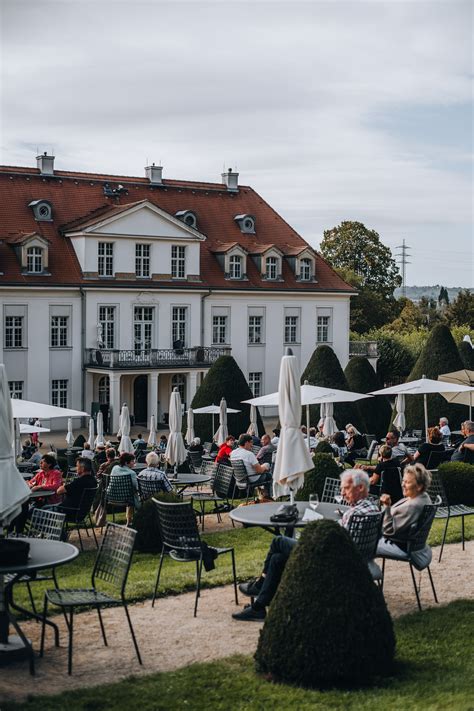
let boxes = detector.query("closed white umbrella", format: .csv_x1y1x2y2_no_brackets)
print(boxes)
393,394,406,433
322,402,338,437
273,350,313,502
95,411,105,447
184,408,195,445
165,388,187,468
247,404,258,437
215,398,229,446
66,418,74,447
116,403,124,438
87,417,95,447
118,404,133,453
148,415,158,447
439,370,474,420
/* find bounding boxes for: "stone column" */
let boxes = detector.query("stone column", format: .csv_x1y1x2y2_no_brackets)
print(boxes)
187,371,199,407
109,372,122,433
148,371,159,424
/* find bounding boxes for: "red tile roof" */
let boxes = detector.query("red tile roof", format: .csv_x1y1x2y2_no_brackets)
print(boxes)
0,165,355,293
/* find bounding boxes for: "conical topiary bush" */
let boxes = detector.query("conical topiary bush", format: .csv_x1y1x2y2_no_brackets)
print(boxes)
459,341,474,370
301,345,366,432
344,356,391,440
255,519,395,688
189,355,263,442
403,324,466,431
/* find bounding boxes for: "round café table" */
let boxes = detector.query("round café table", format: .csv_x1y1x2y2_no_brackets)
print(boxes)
28,489,56,500
168,473,211,495
0,538,79,674
230,501,349,536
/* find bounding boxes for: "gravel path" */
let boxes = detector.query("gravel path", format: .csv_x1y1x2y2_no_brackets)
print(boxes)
1,540,472,704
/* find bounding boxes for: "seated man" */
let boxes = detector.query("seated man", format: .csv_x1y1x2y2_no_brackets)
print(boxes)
451,420,474,464
256,433,276,466
56,457,97,517
439,417,451,439
233,470,378,621
133,433,147,450
137,451,173,493
358,444,403,503
385,429,412,466
230,433,271,486
81,442,95,460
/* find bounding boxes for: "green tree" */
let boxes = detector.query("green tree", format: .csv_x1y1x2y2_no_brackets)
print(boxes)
459,340,474,370
387,299,425,333
438,286,450,306
446,289,474,329
189,355,263,442
403,325,466,431
255,520,395,688
301,345,366,431
340,269,397,333
320,221,402,299
344,356,391,439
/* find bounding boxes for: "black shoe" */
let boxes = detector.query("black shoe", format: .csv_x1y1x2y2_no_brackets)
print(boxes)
232,604,266,621
239,578,263,597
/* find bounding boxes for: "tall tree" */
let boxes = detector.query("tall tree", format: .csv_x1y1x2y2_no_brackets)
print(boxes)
320,221,401,300
446,289,474,328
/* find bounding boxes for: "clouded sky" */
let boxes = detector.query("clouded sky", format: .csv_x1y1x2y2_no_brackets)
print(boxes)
1,0,472,286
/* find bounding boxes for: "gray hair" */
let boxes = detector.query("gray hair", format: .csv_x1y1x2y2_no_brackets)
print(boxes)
465,420,474,433
192,437,201,446
145,451,160,467
404,463,431,492
439,417,448,426
340,468,369,491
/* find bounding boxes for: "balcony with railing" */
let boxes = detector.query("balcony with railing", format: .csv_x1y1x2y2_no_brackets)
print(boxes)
84,346,231,370
349,341,378,359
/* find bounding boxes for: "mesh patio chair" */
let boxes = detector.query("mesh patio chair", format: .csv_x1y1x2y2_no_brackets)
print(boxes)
187,449,203,474
191,463,234,531
251,445,260,456
137,475,168,502
427,470,474,562
347,511,384,583
152,499,238,616
60,486,98,551
321,476,379,505
105,472,136,522
40,522,142,675
230,459,264,502
426,450,452,470
377,501,440,611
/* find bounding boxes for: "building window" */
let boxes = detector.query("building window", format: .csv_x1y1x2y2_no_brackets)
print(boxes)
229,255,242,279
300,258,312,281
134,306,153,354
9,381,23,399
249,372,262,398
265,256,278,280
5,316,23,348
172,306,188,347
212,315,228,345
98,306,116,349
317,315,331,342
51,379,68,408
135,244,150,278
26,246,43,273
98,376,110,405
50,315,69,348
248,315,263,344
172,373,187,406
171,245,186,279
284,315,298,344
98,242,114,277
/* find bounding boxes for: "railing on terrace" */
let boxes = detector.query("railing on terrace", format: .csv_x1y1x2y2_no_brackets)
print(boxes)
84,347,231,369
349,341,379,358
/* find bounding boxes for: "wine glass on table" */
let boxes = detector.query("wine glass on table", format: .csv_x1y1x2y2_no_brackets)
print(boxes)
309,494,319,512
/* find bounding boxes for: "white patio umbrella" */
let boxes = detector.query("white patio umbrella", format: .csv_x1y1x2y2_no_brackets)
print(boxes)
148,415,158,447
118,404,133,453
322,402,338,437
19,423,51,434
165,388,187,469
393,394,406,433
87,417,95,447
66,418,74,447
193,403,241,437
184,408,195,445
273,350,313,502
10,399,88,419
215,398,229,446
247,404,258,437
438,370,474,420
95,411,105,447
370,376,474,441
116,403,125,438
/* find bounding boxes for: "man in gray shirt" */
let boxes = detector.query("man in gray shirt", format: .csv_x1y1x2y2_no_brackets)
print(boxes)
451,421,474,464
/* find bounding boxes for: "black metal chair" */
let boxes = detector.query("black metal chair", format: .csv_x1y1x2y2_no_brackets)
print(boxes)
191,463,234,530
377,502,439,611
187,449,203,474
230,459,262,502
347,511,384,583
60,486,98,551
426,450,452,470
137,473,171,502
427,470,474,561
40,523,142,675
152,499,238,616
105,472,136,521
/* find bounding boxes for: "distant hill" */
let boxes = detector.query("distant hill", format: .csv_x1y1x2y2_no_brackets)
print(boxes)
394,285,473,303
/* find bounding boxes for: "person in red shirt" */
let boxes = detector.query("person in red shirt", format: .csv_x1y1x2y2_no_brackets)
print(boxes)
215,435,235,465
28,453,64,505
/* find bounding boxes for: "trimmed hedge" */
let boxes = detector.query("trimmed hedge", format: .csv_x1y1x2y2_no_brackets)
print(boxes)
133,491,181,552
313,440,334,455
296,453,340,501
344,356,391,440
255,520,395,688
437,461,474,506
458,341,474,370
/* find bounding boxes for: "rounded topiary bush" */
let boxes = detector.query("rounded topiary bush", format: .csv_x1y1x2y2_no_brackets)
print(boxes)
458,341,474,370
254,520,395,688
133,491,181,552
438,462,474,506
296,453,340,500
314,440,334,455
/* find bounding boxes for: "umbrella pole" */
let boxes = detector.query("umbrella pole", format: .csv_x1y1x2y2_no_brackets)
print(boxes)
306,404,310,450
470,392,472,422
424,394,429,442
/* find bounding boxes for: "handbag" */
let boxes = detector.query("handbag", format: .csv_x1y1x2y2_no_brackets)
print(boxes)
270,503,299,524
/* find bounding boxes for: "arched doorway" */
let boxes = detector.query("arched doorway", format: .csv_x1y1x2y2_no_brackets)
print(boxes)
133,375,148,426
171,373,187,411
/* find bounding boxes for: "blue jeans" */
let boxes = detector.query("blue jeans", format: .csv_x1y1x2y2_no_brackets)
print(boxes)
256,535,298,607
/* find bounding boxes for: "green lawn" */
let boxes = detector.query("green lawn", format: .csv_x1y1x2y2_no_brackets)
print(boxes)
12,515,473,617
5,600,474,710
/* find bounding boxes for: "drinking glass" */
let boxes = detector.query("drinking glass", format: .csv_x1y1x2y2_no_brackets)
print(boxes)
309,494,319,511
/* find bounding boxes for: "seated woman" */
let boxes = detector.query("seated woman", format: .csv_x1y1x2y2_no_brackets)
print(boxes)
137,451,172,493
360,444,403,503
215,435,235,465
109,452,140,525
11,454,63,533
188,437,204,455
331,431,348,465
345,424,367,464
158,435,168,451
414,426,445,467
376,463,432,562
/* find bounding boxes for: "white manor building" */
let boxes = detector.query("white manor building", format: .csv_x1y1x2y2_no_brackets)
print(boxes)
0,154,355,432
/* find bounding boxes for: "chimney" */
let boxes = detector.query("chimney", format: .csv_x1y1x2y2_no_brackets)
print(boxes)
36,152,55,176
221,167,239,192
145,163,163,185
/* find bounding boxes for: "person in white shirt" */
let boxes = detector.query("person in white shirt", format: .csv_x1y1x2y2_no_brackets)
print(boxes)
439,417,451,438
81,442,95,460
230,434,271,485
271,429,280,447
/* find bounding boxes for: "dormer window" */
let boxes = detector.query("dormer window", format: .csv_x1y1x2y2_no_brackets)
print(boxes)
26,246,43,273
234,214,256,234
28,199,53,222
265,256,278,280
175,210,197,229
300,258,312,281
14,233,50,275
229,254,243,279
